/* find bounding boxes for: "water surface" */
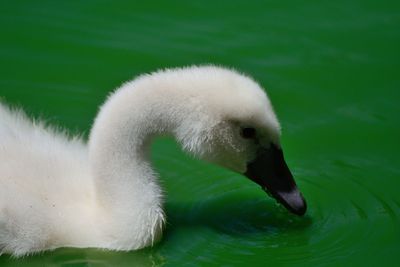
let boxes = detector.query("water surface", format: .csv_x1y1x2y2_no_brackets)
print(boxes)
0,0,399,266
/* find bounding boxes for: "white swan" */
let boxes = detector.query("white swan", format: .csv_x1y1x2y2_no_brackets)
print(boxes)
0,65,306,257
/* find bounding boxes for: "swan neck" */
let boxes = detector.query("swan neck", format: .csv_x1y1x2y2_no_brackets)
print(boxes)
88,80,195,214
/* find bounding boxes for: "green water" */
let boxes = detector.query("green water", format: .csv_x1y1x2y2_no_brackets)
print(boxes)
0,0,399,266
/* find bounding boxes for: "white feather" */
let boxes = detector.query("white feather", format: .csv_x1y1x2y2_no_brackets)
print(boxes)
0,65,281,256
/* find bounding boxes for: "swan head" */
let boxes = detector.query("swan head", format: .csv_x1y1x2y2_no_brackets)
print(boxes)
172,66,306,216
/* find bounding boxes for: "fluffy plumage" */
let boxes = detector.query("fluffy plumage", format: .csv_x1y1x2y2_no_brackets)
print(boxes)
0,65,281,256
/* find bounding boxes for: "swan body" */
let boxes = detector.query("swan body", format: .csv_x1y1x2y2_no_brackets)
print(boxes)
0,65,306,257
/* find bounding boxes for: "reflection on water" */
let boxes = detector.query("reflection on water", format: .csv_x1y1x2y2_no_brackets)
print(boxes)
0,248,164,267
165,195,312,237
160,195,312,265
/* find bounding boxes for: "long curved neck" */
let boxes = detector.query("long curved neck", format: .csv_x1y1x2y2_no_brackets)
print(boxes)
89,85,176,213
88,75,211,224
87,73,216,248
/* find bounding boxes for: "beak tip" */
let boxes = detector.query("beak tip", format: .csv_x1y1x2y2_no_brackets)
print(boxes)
292,196,307,216
269,189,307,216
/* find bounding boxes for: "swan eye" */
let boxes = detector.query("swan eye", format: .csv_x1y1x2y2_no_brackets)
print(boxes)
240,127,256,139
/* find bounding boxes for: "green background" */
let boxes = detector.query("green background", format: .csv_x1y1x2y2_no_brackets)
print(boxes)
0,0,399,266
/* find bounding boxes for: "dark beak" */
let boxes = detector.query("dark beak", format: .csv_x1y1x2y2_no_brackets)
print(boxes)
244,144,307,216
